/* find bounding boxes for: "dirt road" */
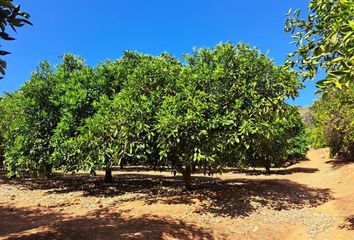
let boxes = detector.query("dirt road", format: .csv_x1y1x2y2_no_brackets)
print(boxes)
0,148,353,239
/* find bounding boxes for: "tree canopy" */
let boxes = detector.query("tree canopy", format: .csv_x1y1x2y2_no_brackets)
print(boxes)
0,43,308,189
285,0,354,90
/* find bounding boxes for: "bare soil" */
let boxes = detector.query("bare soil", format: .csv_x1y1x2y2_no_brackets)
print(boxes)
0,148,353,240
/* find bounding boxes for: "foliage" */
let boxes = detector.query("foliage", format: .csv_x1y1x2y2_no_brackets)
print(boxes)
0,0,32,78
307,127,327,149
0,43,307,189
71,52,181,180
310,87,354,158
242,105,308,171
0,55,125,178
0,97,5,167
284,109,309,161
286,0,354,158
49,55,100,173
1,62,58,177
285,0,354,90
156,43,304,186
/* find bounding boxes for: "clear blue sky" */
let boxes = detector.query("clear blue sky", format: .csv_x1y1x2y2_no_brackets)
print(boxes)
0,0,319,106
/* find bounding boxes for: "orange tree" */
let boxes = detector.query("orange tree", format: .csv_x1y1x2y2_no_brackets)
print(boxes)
0,62,58,177
70,52,182,182
156,43,303,188
310,87,354,158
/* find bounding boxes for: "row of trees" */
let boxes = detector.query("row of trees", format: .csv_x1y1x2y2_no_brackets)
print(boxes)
286,0,354,158
0,43,308,189
308,88,353,158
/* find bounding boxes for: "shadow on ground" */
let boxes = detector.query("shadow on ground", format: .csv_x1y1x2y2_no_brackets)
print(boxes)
0,170,195,196
231,167,318,175
339,215,354,231
0,169,333,218
325,157,354,169
143,178,332,218
0,206,215,240
0,206,59,238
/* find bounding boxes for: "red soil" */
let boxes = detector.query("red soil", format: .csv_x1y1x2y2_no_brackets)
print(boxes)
0,148,353,239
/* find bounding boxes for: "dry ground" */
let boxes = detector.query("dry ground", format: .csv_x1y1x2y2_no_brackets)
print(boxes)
0,148,353,240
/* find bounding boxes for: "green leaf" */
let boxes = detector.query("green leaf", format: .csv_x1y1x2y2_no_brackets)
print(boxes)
349,20,354,30
335,81,342,89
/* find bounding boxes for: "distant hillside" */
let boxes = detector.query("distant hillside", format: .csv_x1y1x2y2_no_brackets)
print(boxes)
298,107,313,127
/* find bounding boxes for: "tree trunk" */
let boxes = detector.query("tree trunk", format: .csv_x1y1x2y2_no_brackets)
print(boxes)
183,164,192,190
208,166,214,176
90,169,96,177
105,166,113,183
104,157,113,183
120,160,124,170
264,160,271,174
44,164,52,178
0,147,3,169
191,161,197,173
153,159,158,171
175,160,192,190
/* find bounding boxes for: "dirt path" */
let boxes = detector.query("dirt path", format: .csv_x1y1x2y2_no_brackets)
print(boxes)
0,148,353,239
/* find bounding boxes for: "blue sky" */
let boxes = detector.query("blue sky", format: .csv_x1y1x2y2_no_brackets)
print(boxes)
0,0,319,106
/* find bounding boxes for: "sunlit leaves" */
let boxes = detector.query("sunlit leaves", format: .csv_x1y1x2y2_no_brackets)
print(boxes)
286,0,354,158
310,87,354,157
156,43,305,172
285,0,354,91
0,43,307,179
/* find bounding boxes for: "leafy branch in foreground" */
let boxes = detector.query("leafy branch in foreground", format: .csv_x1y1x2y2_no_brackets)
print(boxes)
0,0,32,78
285,0,354,91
